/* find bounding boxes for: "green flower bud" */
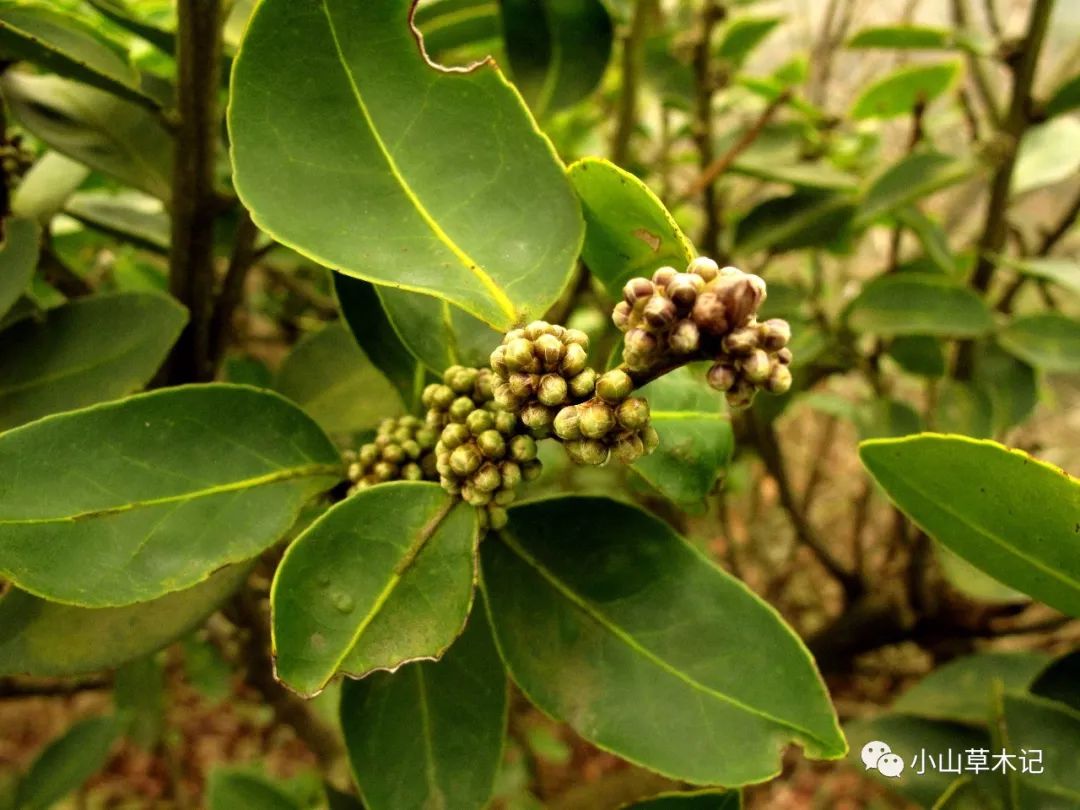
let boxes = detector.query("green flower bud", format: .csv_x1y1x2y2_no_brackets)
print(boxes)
669,319,700,355
494,383,519,411
474,370,494,401
428,385,455,411
382,444,406,464
615,397,650,431
449,396,475,422
622,277,654,305
563,328,589,349
725,380,757,410
447,365,478,393
652,266,677,288
377,418,396,436
706,362,736,392
505,328,525,341
489,345,508,378
537,374,568,407
643,426,660,453
508,434,538,462
494,410,518,435
347,462,361,480
623,329,658,370
390,426,411,445
534,333,564,369
520,403,554,436
613,433,645,464
402,462,424,481
401,439,422,459
687,256,720,281
436,456,452,478
723,326,758,355
579,400,616,439
450,444,482,476
612,301,632,331
440,475,461,494
493,488,516,506
487,506,509,530
759,318,791,351
643,294,678,329
358,444,378,466
560,343,588,377
565,439,609,466
524,320,553,341
373,461,397,482
522,459,543,481
504,337,535,372
400,415,422,429
499,460,522,488
477,429,506,459
568,368,597,399
766,363,793,395
461,483,492,506
742,349,771,384
421,383,440,408
553,405,582,440
466,408,495,435
473,462,502,492
416,427,437,449
596,369,633,404
508,372,536,400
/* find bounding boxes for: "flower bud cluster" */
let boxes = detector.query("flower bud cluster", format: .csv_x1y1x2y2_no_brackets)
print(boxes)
423,365,541,530
612,257,793,408
489,321,595,439
551,368,660,466
344,415,438,495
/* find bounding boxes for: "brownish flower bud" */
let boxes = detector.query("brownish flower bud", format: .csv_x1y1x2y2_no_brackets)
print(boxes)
691,291,728,335
494,383,519,411
723,326,758,355
612,301,632,331
623,277,654,305
669,319,700,354
742,349,771,384
759,318,791,351
713,275,759,329
776,347,793,365
613,433,645,464
667,273,705,310
643,294,678,329
461,482,492,506
766,363,793,395
623,328,658,370
687,256,720,281
563,328,589,349
652,266,678,287
706,362,737,392
725,380,757,410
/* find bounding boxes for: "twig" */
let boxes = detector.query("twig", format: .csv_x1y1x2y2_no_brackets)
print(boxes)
800,415,837,513
950,0,1003,124
981,0,1003,39
1036,185,1080,255
691,0,726,257
210,209,259,367
610,0,651,166
261,264,339,318
165,0,224,384
0,675,111,699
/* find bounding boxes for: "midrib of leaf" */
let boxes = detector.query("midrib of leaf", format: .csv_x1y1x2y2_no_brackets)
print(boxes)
496,530,835,751
0,463,343,525
420,2,497,37
414,666,447,808
649,410,730,422
321,3,516,323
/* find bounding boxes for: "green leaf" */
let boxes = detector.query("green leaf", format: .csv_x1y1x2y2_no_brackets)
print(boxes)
851,62,959,120
567,157,694,300
896,207,957,274
888,335,946,377
115,654,165,749
229,0,582,329
15,715,123,810
0,2,159,110
973,341,1038,433
1002,693,1080,804
377,285,502,373
633,367,733,508
84,0,175,55
1012,117,1080,195
844,715,990,807
734,192,856,254
0,385,342,606
859,434,1080,617
999,313,1080,372
65,190,170,253
207,769,305,810
0,292,187,430
934,381,993,438
729,158,858,191
334,274,424,408
1045,72,1080,118
847,274,993,337
857,151,977,226
340,607,507,810
627,789,741,809
11,152,90,222
933,778,1003,810
1031,651,1080,713
993,256,1080,297
847,25,954,49
482,496,845,785
855,398,922,441
0,563,248,677
937,543,1030,604
716,16,782,65
275,322,403,436
1,71,172,200
271,483,478,697
414,0,500,56
0,217,40,321
501,0,613,117
892,652,1051,726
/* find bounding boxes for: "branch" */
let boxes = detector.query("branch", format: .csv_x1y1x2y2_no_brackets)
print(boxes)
691,0,726,257
0,675,111,699
950,0,1003,124
610,0,652,166
210,209,259,367
165,0,224,384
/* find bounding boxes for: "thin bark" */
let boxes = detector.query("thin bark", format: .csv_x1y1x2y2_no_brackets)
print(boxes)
610,0,651,166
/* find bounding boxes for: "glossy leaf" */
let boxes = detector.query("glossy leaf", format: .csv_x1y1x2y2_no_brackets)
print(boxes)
847,274,992,337
1,71,172,200
1012,117,1080,195
0,564,248,677
1002,693,1080,804
229,0,582,329
855,398,922,441
859,434,1080,617
994,256,1080,297
973,342,1038,433
934,381,992,438
334,274,423,407
501,0,613,117
377,285,502,373
1031,651,1080,713
0,217,39,320
482,496,845,785
892,651,1051,726
272,483,478,697
207,770,305,810
857,151,977,226
998,313,1080,372
851,62,959,120
1045,72,1080,118
340,608,507,810
0,2,158,109
414,0,500,56
888,335,946,377
568,157,694,300
0,385,342,606
633,367,733,508
65,190,170,253
936,543,1030,604
15,715,123,810
716,16,781,65
735,192,856,254
730,157,858,191
11,152,89,222
847,25,954,49
275,322,403,436
628,790,741,809
0,292,186,430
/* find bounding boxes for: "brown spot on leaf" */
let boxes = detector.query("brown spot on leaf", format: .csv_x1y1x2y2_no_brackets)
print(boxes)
633,228,661,253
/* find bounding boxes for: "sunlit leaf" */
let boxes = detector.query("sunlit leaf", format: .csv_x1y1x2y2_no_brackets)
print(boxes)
851,62,959,120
